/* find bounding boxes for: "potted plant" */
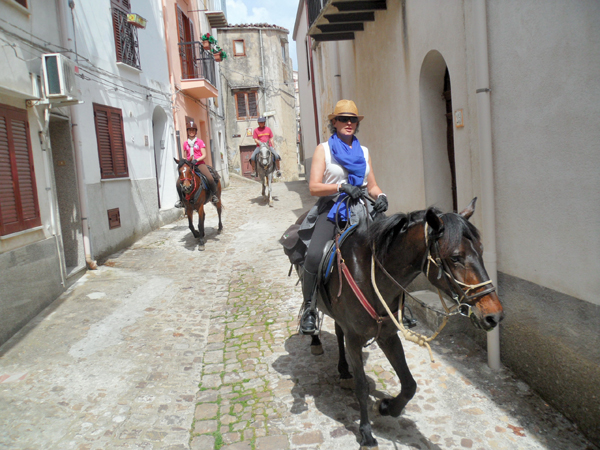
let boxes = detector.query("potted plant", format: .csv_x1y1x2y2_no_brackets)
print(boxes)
201,33,217,50
212,46,226,62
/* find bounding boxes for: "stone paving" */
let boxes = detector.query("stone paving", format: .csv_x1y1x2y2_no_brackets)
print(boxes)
0,176,596,450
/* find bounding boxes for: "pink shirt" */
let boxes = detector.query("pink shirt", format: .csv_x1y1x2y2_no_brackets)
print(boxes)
253,126,273,143
183,138,206,163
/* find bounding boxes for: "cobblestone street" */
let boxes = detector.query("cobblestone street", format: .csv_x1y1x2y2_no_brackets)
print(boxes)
0,176,595,450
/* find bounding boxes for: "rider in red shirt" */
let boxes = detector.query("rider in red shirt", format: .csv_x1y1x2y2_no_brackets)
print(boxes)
175,120,218,207
250,117,281,177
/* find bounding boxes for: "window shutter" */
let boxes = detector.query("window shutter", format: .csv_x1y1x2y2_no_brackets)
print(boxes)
109,110,128,177
236,93,247,119
0,105,41,236
94,107,115,178
112,8,123,61
0,116,18,234
94,104,128,179
12,119,39,227
248,92,258,118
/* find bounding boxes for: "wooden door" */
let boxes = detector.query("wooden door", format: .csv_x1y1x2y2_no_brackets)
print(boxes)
240,145,255,179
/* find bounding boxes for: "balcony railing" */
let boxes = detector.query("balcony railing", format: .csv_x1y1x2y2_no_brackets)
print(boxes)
178,43,216,86
308,0,325,28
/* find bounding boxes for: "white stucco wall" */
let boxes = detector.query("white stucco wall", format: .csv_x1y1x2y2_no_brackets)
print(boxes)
487,0,600,303
65,0,178,257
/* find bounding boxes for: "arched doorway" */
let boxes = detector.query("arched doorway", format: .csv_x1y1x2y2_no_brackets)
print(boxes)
152,106,168,208
419,50,457,212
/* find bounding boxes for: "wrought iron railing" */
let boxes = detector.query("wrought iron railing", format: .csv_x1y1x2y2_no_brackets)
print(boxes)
307,0,327,28
113,9,141,69
178,43,216,86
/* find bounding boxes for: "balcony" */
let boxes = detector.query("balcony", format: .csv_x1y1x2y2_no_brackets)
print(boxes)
206,0,228,28
178,43,218,99
307,0,386,42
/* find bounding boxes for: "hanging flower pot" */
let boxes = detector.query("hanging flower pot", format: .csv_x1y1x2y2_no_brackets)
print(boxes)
213,52,222,62
201,33,217,51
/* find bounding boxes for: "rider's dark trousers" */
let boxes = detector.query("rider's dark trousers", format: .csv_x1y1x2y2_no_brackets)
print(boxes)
196,164,218,193
304,210,337,276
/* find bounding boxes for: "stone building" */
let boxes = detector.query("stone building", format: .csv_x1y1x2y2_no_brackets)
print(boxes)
217,24,298,181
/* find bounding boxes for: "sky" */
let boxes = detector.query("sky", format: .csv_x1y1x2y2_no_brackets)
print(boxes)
225,0,299,70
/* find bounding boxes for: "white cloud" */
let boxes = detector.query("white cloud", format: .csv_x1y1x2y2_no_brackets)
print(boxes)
224,0,298,69
226,0,271,25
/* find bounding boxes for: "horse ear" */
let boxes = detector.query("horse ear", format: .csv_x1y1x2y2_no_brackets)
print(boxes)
425,208,444,234
459,197,477,220
174,158,180,165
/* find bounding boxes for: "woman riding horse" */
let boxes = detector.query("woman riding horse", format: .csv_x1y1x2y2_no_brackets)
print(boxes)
298,100,389,334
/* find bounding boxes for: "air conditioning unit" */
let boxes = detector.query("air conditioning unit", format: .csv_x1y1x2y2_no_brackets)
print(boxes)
42,53,79,99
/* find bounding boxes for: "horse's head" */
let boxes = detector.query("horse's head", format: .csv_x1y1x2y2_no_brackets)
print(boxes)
257,142,272,169
424,198,504,331
174,158,195,194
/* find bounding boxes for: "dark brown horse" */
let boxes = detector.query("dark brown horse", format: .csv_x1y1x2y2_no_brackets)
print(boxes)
175,159,223,246
287,198,503,449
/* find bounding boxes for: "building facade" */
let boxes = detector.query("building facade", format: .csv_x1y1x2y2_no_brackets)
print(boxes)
162,0,229,187
0,0,201,346
294,0,600,444
217,24,299,181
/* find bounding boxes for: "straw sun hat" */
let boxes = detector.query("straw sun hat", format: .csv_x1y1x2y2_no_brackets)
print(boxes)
327,99,364,121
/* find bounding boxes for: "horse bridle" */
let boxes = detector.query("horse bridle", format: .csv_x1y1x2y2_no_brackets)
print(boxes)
179,162,197,195
423,221,496,317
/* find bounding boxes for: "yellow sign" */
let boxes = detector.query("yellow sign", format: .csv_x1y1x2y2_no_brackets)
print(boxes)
127,13,147,29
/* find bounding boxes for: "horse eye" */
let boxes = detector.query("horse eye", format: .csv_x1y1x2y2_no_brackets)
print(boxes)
450,255,464,264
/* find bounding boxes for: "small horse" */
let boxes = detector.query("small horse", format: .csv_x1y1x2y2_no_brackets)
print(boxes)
286,198,503,449
174,159,223,246
255,142,276,207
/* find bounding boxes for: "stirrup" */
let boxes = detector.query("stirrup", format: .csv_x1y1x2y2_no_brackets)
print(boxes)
211,195,219,204
175,200,184,208
276,170,282,177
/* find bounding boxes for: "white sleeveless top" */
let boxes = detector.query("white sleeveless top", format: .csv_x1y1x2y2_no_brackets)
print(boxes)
322,141,370,187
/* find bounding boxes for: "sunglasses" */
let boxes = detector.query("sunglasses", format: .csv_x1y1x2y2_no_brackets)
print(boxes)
335,116,359,124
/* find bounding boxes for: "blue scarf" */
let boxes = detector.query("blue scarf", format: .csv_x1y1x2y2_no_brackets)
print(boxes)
327,133,366,223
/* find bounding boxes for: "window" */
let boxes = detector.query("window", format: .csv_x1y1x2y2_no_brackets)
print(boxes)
0,104,41,236
281,41,286,61
234,91,258,120
305,38,311,81
111,0,141,69
93,103,129,179
177,6,196,79
233,40,245,56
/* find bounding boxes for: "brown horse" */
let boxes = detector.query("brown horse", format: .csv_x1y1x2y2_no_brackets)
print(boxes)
285,198,503,449
174,159,223,246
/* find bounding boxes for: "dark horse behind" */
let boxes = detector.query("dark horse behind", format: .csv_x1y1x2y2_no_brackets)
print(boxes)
174,158,223,246
282,198,503,449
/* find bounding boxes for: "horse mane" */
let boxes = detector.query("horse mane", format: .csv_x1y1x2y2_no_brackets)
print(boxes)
177,159,193,170
367,207,480,261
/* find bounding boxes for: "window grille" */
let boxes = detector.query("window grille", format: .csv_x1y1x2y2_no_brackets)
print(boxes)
112,6,141,69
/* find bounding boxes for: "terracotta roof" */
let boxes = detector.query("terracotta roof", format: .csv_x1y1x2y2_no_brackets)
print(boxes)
224,23,289,33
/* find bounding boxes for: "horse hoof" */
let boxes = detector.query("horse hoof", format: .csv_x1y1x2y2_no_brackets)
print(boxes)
310,344,323,355
339,377,354,390
359,445,379,450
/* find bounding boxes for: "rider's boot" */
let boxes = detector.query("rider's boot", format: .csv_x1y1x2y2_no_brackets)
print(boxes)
250,160,257,178
276,160,282,178
299,269,318,335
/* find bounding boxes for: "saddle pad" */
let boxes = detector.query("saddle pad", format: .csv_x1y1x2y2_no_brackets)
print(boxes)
318,224,358,285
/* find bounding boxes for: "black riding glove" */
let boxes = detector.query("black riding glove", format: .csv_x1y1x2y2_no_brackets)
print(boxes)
373,194,388,213
339,183,362,200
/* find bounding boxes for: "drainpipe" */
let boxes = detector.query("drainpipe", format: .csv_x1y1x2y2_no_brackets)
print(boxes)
32,102,67,286
473,0,499,370
259,29,267,114
59,0,97,269
332,41,342,101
